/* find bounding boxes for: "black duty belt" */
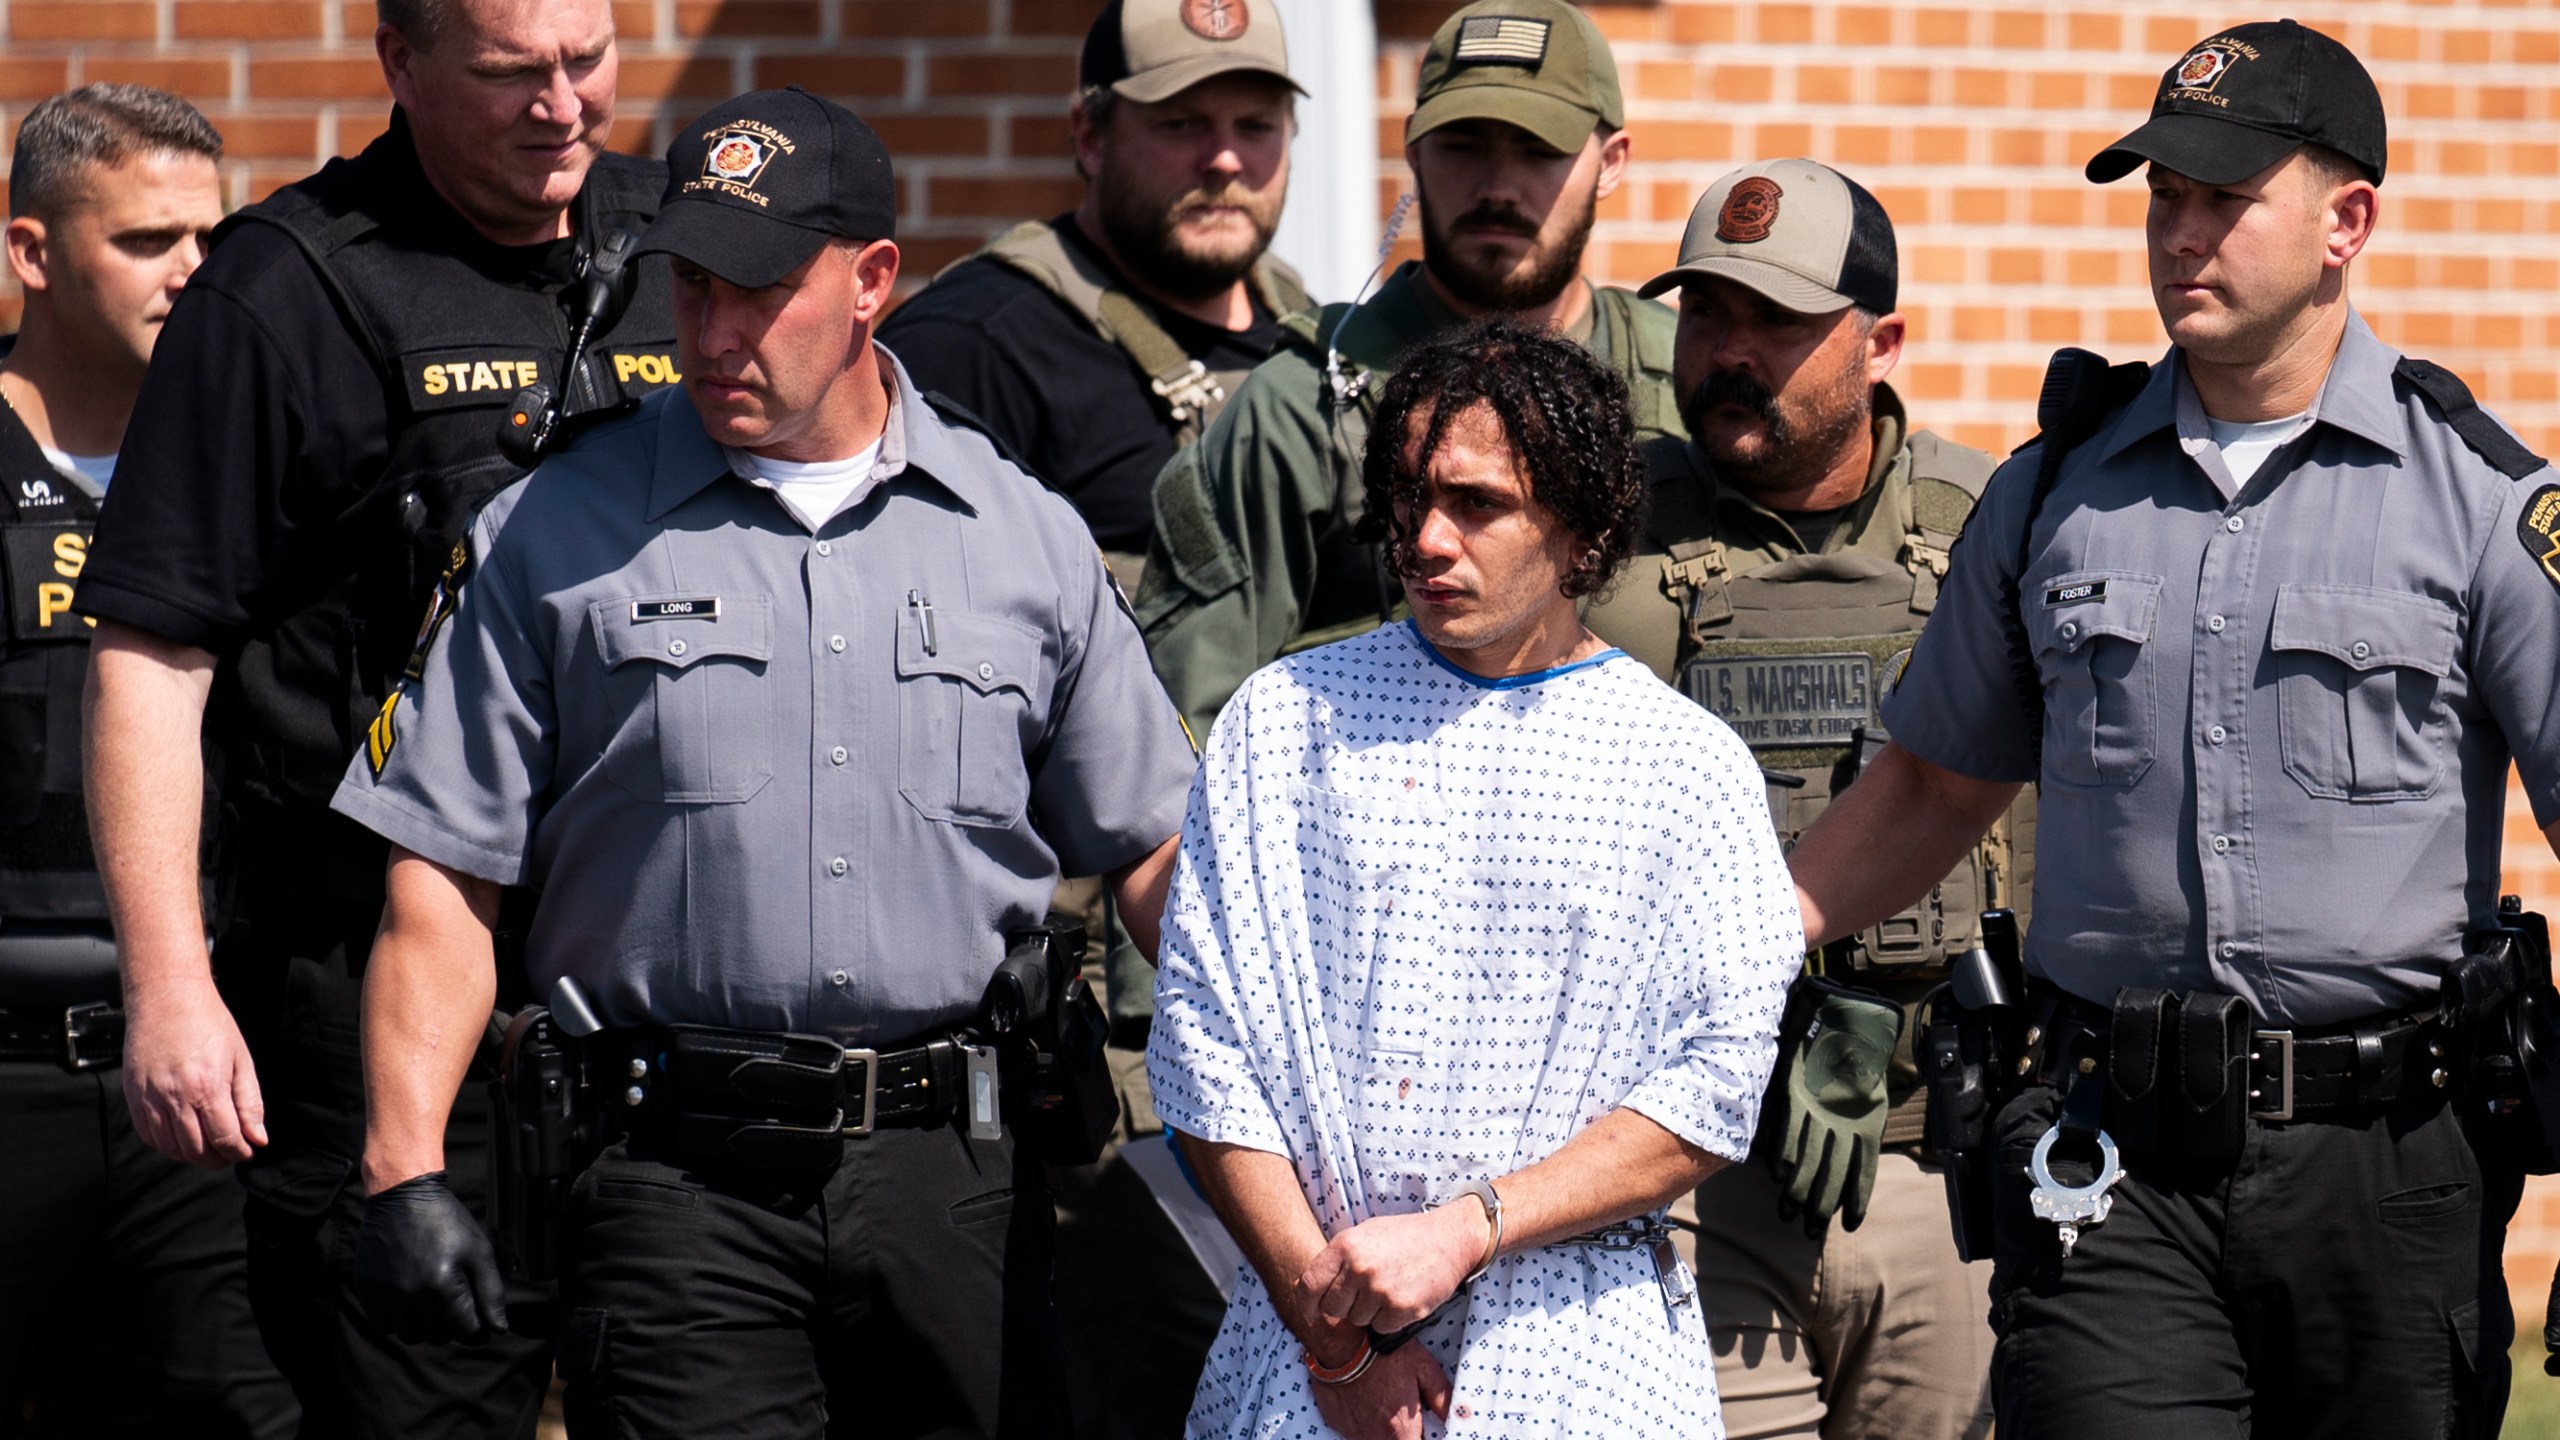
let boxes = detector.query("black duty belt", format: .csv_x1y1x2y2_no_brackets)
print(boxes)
603,1023,991,1171
0,1001,123,1072
2035,990,2447,1121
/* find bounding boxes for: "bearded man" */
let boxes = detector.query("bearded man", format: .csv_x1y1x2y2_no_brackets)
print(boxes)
882,0,1305,578
1130,0,1684,746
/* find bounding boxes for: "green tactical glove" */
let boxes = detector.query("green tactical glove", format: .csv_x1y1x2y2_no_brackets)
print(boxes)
1760,975,1903,1236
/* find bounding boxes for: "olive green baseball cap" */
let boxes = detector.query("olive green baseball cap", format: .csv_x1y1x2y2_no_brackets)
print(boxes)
1081,0,1305,105
1407,0,1623,156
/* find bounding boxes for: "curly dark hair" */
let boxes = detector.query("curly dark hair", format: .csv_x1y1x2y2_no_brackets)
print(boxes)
1353,317,1645,601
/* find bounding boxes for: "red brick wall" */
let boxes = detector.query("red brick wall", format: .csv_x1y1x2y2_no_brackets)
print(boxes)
6,0,2560,1318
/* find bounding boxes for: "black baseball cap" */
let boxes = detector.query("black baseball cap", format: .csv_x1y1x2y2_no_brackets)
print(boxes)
636,88,897,289
2086,20,2385,187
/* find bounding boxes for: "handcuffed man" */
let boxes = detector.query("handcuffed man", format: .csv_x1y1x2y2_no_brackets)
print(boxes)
1149,317,1801,1439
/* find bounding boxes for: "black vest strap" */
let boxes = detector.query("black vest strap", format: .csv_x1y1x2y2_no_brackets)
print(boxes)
2396,357,2547,480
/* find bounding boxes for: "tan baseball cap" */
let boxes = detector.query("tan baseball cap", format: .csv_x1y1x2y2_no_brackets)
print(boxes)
1081,0,1304,105
1639,158,1899,315
1406,0,1623,156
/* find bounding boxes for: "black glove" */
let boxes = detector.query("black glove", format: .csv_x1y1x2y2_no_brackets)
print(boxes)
355,1171,510,1345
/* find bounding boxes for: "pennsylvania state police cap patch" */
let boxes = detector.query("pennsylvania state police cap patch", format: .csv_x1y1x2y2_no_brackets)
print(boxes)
2519,484,2560,595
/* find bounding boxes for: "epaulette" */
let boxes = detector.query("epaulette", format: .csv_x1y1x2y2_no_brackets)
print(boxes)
922,389,1044,482
2396,357,2547,480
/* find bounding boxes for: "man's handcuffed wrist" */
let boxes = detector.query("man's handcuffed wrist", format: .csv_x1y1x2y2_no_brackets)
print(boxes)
1303,1335,1377,1387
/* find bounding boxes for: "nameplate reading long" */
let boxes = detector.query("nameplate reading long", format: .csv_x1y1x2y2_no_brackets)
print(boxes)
631,598,720,621
1679,652,1872,747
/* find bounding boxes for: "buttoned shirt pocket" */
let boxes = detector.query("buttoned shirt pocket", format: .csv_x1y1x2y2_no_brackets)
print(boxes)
2270,585,2458,801
2030,571,2162,788
897,609,1044,826
593,595,776,804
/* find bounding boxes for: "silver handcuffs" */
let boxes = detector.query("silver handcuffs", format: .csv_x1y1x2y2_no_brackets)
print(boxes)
2025,1124,2127,1258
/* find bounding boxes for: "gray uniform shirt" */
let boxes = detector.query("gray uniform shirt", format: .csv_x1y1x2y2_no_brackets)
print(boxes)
332,351,1197,1042
1887,311,2560,1027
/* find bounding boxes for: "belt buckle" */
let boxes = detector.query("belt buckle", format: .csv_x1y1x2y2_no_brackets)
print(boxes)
62,1001,114,1073
841,1048,879,1136
2252,1029,2295,1121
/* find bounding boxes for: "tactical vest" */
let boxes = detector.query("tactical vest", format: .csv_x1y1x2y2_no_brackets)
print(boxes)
1585,425,2028,976
1272,277,1681,649
208,127,678,896
0,397,110,921
962,218,1312,450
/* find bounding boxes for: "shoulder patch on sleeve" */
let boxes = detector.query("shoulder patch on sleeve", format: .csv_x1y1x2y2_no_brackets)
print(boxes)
2399,357,2549,481
2516,484,2560,594
365,691,400,777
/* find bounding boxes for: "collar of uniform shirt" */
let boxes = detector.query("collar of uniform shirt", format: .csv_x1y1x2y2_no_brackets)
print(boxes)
2091,308,2411,478
646,345,997,522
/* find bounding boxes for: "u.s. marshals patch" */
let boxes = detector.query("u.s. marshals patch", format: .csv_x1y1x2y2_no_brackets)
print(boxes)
2520,484,2560,594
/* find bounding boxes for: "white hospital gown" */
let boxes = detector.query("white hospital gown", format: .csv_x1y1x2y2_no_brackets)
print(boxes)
1148,621,1803,1440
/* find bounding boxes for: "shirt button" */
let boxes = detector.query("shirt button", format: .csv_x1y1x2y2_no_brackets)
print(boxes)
2211,834,2233,854
667,638,688,657
829,635,846,653
830,969,849,987
977,661,995,681
829,857,849,877
2225,516,2245,534
2059,621,2079,640
830,745,849,765
815,540,832,557
2207,614,2227,634
2351,641,2371,661
2208,724,2228,745
2221,941,2239,959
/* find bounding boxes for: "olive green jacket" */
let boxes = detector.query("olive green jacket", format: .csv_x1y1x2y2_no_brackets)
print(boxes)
1132,260,1683,741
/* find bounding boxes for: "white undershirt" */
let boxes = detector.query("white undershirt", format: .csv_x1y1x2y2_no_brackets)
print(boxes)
38,445,113,493
2205,410,2311,486
724,438,885,531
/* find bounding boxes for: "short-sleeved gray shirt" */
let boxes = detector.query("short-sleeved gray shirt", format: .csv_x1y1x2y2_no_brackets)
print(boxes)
1886,311,2560,1027
332,350,1197,1042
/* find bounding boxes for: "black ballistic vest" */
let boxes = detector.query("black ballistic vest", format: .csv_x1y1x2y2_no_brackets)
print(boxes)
209,123,678,901
0,394,110,921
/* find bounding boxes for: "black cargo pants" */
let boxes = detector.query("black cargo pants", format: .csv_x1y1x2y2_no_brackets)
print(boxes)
1986,1080,2521,1438
218,901,554,1440
557,1122,1074,1439
0,1059,298,1438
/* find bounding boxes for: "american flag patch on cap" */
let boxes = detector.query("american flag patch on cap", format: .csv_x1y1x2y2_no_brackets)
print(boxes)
1452,15,1550,64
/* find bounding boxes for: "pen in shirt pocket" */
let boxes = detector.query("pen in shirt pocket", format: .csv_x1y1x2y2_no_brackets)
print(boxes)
908,588,937,656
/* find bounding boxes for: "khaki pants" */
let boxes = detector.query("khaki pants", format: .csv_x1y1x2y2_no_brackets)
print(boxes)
1683,1149,1993,1440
